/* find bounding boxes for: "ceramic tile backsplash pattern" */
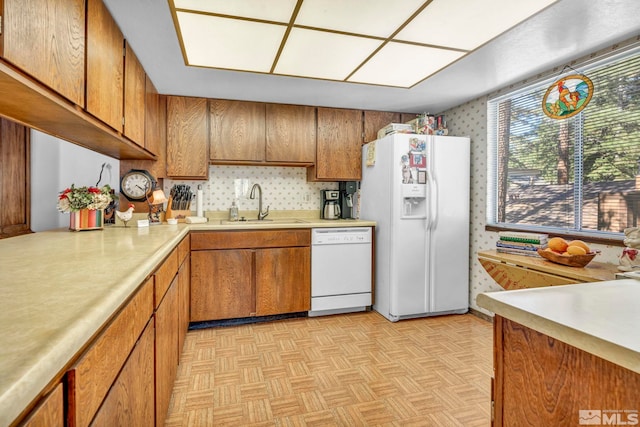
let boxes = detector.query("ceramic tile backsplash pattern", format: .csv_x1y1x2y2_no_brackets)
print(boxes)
164,165,336,213
443,37,639,315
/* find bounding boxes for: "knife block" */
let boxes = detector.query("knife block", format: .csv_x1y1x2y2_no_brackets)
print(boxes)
165,197,191,223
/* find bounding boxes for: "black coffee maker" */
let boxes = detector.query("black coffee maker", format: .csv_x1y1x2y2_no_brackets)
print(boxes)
338,181,358,219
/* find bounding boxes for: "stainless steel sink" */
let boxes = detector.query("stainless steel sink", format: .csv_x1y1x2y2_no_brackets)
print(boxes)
219,218,308,225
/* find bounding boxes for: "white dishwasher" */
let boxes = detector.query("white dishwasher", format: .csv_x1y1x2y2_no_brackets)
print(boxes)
309,227,373,317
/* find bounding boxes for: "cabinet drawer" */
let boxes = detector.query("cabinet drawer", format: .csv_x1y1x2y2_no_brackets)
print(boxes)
155,249,178,308
67,278,153,427
177,235,190,266
191,229,311,250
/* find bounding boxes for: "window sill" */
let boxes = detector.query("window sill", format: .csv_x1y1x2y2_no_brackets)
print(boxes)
485,225,626,247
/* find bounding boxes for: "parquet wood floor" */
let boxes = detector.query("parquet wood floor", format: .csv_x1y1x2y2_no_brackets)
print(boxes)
165,311,493,426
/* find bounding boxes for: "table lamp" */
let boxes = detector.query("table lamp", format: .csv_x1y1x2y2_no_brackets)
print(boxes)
146,185,168,224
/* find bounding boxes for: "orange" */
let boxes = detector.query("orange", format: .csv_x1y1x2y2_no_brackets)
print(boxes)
567,245,587,255
568,240,590,253
548,237,569,253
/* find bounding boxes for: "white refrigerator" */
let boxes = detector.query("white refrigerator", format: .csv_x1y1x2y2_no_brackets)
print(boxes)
360,133,470,321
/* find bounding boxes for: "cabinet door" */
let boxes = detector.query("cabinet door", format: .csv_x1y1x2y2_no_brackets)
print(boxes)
210,99,265,162
178,252,190,355
119,83,166,183
2,0,85,106
311,107,363,181
124,42,146,147
21,383,64,427
363,111,400,143
0,118,30,238
86,0,124,131
401,113,418,123
144,76,163,157
166,96,209,179
266,104,316,163
256,247,310,316
191,250,254,321
155,277,179,425
91,320,154,427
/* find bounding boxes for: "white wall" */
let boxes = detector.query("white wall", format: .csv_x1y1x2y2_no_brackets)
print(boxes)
30,130,120,231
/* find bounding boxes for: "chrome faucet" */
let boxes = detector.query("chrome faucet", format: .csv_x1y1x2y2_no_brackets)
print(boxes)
249,183,269,220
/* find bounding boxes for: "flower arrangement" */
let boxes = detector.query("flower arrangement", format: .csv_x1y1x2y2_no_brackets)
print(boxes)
58,184,114,213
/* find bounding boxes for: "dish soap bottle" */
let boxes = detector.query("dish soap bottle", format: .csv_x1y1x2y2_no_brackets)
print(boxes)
229,200,239,221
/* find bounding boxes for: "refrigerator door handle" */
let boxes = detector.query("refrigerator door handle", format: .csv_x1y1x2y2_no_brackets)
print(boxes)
426,170,438,230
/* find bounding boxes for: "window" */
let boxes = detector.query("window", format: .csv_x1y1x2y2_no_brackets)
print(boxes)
487,47,640,238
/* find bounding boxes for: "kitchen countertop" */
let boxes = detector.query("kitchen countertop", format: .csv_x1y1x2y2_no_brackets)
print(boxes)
0,216,375,426
477,280,640,375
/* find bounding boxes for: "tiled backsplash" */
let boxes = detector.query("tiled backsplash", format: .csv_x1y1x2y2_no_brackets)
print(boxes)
164,165,336,213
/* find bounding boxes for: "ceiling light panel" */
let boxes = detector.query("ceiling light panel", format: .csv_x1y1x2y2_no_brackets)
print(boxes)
294,0,426,38
173,0,297,22
397,0,557,50
275,28,383,81
177,11,285,72
348,42,465,87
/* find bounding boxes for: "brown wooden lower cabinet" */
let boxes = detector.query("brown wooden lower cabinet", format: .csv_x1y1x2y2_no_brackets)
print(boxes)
493,316,640,426
256,247,310,316
21,383,64,427
190,230,311,322
155,276,179,425
177,247,190,358
62,236,191,427
191,249,254,321
91,320,155,427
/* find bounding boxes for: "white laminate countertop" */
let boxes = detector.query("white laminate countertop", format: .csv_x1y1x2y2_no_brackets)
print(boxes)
0,217,375,426
477,280,640,375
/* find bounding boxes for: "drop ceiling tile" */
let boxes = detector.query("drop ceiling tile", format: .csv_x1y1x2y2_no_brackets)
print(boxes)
177,12,285,72
275,28,383,81
397,0,557,50
348,42,465,87
295,0,426,38
173,0,298,22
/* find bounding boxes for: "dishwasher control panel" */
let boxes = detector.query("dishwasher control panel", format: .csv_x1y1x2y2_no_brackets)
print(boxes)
312,227,372,245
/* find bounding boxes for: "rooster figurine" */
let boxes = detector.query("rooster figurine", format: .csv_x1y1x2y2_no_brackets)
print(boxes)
116,203,135,227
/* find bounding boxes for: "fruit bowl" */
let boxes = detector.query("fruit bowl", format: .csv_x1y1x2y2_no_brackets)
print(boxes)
537,248,598,267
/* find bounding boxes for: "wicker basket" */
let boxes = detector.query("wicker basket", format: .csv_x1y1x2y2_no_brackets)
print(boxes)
537,248,598,267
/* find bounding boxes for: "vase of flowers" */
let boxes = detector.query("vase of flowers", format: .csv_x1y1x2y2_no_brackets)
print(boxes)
58,184,114,231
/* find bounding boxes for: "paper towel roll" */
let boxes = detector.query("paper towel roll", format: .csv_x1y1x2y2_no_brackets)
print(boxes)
196,186,203,217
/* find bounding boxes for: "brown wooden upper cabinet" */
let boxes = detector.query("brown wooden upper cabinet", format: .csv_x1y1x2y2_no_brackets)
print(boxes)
0,118,30,239
166,96,209,179
123,42,146,147
1,0,86,106
308,107,363,181
210,100,316,165
144,76,163,158
265,103,316,164
363,111,401,144
210,99,265,162
86,0,124,132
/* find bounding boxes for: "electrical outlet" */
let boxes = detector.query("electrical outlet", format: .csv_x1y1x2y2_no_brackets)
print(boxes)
302,194,311,203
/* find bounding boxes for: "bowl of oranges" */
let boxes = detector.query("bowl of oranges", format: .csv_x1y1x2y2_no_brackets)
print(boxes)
537,237,598,267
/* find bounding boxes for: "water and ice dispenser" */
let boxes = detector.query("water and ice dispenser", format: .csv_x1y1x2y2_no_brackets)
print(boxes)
402,183,427,218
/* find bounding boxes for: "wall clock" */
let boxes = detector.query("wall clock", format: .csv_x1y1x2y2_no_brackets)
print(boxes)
120,169,155,201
